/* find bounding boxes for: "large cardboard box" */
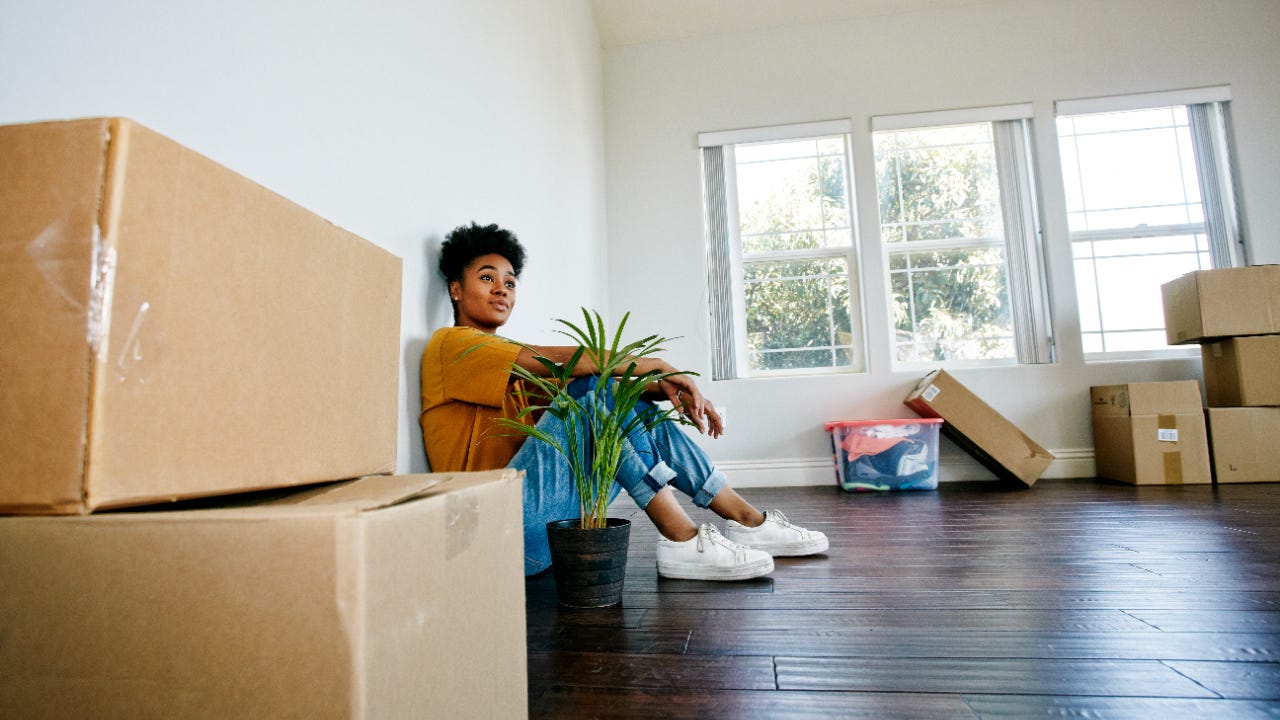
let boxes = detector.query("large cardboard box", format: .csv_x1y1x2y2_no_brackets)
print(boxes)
0,470,527,719
1161,265,1280,345
1206,407,1280,483
1201,336,1280,407
0,118,402,514
1090,381,1211,485
903,370,1054,487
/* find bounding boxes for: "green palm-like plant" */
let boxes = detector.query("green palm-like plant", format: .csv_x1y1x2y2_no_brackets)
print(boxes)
494,308,697,529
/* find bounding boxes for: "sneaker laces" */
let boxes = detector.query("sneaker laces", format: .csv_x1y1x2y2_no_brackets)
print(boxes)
765,509,812,538
697,523,749,561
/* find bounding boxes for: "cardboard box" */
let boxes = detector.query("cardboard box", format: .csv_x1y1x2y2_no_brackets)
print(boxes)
0,470,527,719
1201,336,1280,407
903,370,1054,487
1206,407,1280,483
1090,381,1211,485
1161,265,1280,345
0,118,402,514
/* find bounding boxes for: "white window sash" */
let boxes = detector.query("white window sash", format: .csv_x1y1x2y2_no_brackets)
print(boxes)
875,115,1052,366
872,103,1033,132
697,119,852,148
1057,91,1245,358
1055,85,1231,116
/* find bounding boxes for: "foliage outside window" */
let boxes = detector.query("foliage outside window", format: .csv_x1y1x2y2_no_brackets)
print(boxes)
1056,90,1244,356
701,123,862,379
871,108,1051,366
874,124,1014,363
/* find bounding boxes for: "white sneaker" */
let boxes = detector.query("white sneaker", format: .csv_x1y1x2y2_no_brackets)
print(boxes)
725,510,829,557
656,523,774,581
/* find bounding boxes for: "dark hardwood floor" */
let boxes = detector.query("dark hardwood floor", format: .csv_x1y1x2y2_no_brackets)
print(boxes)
526,478,1280,719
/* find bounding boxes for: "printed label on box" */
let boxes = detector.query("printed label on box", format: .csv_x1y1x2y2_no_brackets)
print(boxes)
922,384,941,402
1157,428,1179,442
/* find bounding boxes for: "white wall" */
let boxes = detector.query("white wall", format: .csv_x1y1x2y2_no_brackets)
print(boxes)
602,0,1280,484
0,0,608,474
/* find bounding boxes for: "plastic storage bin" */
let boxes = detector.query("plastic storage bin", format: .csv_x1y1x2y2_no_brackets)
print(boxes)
825,419,943,491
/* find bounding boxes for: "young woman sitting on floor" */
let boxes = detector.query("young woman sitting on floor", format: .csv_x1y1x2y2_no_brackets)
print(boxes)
419,222,828,580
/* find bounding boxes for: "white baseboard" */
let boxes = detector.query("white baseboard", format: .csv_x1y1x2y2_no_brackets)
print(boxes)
718,448,1096,489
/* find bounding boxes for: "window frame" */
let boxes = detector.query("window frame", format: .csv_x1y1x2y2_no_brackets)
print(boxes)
700,121,866,379
1054,86,1245,361
870,104,1054,369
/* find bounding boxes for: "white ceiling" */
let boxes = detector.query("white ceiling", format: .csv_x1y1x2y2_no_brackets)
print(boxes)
590,0,1003,48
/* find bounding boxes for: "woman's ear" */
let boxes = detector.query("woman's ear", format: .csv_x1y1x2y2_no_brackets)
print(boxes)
448,280,460,301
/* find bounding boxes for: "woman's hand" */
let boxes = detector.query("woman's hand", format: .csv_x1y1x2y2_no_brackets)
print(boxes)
657,374,723,439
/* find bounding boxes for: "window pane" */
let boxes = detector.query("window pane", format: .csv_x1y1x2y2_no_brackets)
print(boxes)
743,258,853,372
875,124,1003,244
1057,107,1201,234
736,136,852,254
1074,245,1208,351
1057,103,1227,354
888,248,1014,362
874,123,1015,363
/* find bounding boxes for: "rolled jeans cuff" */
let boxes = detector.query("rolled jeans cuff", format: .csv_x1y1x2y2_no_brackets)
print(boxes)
691,468,727,508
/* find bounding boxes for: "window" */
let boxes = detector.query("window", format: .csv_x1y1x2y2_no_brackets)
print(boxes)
700,121,862,379
1056,87,1245,356
872,105,1052,365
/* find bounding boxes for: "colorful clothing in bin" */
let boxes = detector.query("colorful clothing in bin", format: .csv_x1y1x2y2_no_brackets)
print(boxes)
827,420,939,491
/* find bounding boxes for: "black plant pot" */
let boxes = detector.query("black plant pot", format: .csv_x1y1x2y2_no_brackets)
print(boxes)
545,517,631,608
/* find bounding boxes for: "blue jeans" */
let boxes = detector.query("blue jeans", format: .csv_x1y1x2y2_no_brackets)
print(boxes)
510,377,727,575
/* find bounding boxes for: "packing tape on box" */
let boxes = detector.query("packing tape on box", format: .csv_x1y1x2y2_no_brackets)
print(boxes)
1163,451,1184,484
1158,414,1183,483
446,491,479,560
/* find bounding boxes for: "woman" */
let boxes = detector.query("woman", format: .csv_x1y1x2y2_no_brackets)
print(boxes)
420,222,828,579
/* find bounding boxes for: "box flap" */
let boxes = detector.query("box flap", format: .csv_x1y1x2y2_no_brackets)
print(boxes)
1092,381,1201,417
280,473,443,511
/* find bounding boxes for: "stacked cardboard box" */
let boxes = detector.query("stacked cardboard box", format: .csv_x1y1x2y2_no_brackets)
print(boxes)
1,117,402,513
1089,381,1212,485
0,119,528,717
1162,266,1280,483
0,470,527,720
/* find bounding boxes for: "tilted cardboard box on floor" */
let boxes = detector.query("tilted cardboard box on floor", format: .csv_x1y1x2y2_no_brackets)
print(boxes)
1090,381,1211,485
1161,265,1280,345
1200,335,1280,407
0,470,527,719
903,369,1054,487
1205,407,1280,483
0,118,402,514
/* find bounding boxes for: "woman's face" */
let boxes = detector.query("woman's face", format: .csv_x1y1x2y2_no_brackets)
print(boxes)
450,253,517,333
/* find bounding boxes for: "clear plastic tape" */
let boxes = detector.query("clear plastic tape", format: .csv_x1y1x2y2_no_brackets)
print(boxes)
445,491,480,560
88,241,116,364
24,219,83,311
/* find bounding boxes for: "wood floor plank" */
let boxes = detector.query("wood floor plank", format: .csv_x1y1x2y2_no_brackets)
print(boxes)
531,686,978,719
635,607,1158,633
685,629,1280,662
1164,660,1280,700
1125,610,1280,632
527,651,775,691
774,657,1217,697
963,694,1280,720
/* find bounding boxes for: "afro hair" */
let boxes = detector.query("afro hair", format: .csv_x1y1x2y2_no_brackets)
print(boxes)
438,222,527,284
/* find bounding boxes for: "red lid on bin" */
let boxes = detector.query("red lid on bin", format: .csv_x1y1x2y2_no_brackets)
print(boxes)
824,418,943,431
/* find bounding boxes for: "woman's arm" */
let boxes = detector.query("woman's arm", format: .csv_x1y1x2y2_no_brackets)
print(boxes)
514,345,723,438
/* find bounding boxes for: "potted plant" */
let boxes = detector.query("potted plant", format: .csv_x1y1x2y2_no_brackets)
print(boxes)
495,308,695,607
